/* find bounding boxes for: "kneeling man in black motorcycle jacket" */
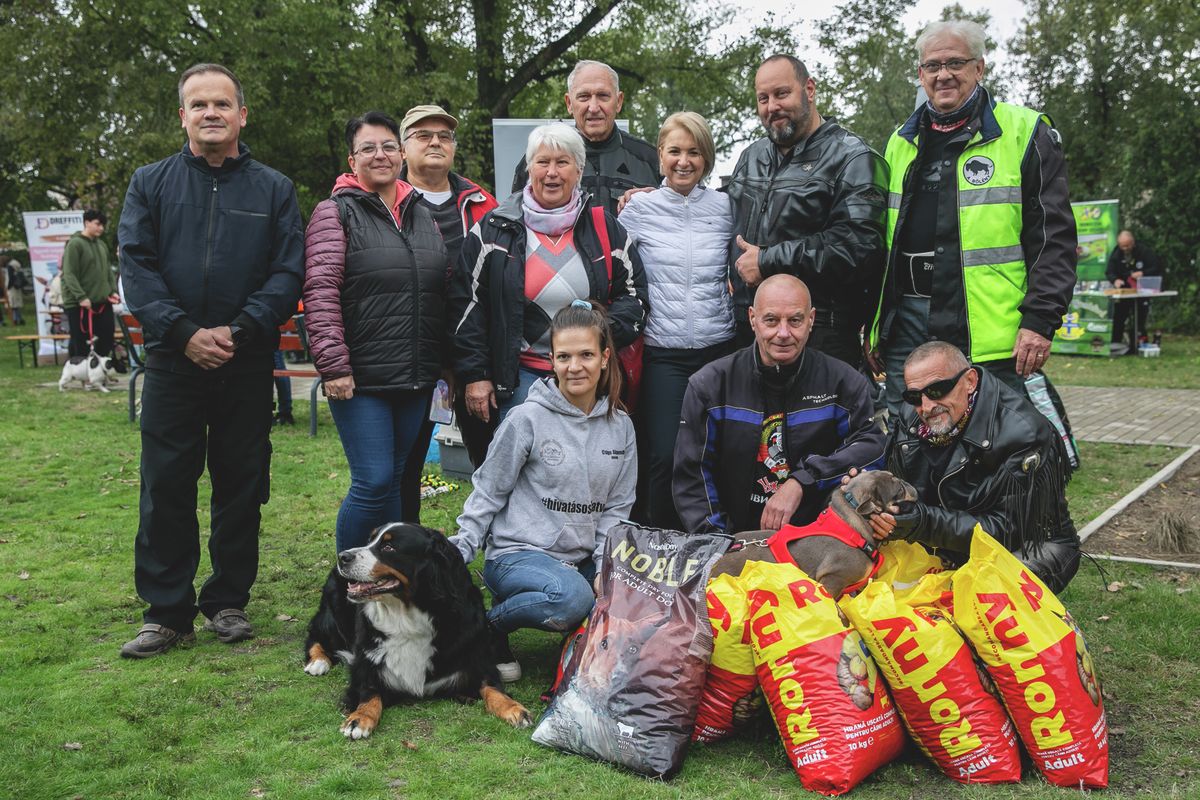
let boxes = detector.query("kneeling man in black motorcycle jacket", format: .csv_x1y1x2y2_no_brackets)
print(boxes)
873,340,1080,592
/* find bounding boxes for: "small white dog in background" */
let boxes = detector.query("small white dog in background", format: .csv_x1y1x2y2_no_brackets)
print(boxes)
59,345,117,393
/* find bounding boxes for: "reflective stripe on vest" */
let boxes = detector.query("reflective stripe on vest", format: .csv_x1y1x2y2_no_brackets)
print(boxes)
873,102,1045,362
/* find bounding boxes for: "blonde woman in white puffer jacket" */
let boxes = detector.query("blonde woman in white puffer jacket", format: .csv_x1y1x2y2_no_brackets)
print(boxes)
619,111,736,529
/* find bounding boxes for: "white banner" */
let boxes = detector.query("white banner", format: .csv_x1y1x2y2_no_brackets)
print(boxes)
21,210,83,358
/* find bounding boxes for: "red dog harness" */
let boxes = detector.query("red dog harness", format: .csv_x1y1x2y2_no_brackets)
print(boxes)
766,506,883,596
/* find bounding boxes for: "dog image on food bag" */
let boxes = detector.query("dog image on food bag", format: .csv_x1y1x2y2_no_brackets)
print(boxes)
952,526,1108,789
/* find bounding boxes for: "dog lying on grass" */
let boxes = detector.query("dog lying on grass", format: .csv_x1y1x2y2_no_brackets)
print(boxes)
710,470,918,598
303,522,531,739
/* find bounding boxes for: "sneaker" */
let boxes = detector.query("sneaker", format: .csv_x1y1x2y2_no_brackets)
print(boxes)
120,624,195,659
203,608,255,643
273,411,295,427
492,630,521,683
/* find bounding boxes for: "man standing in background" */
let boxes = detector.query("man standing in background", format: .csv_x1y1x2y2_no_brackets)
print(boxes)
60,209,118,357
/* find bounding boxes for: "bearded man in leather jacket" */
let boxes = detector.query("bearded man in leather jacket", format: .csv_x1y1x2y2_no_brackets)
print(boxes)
726,54,888,368
872,341,1080,593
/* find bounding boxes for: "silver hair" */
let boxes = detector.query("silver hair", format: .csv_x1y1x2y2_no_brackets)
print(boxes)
904,340,970,372
525,124,587,172
566,60,620,94
916,20,987,61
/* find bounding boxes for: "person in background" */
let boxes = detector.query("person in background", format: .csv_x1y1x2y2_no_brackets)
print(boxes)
3,257,24,325
303,111,449,552
618,111,736,530
1106,229,1161,350
450,123,647,425
450,302,636,682
61,209,119,357
511,60,661,216
397,103,499,491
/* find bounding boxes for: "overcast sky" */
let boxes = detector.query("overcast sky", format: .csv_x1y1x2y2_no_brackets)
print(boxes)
709,0,1029,173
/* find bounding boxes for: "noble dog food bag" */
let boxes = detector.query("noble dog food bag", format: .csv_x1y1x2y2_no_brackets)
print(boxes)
532,524,731,779
742,561,904,796
952,526,1108,789
693,570,762,743
841,574,1021,784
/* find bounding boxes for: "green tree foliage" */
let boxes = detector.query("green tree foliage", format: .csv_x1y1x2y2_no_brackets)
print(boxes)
0,0,793,237
1011,0,1200,329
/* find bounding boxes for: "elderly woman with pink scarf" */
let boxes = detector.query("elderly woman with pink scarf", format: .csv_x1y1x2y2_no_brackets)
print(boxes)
449,123,648,424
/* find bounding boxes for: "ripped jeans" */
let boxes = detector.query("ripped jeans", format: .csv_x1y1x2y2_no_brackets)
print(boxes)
483,550,596,635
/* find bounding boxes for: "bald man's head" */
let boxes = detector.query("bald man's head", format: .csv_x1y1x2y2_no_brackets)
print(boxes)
749,275,814,366
1118,230,1135,253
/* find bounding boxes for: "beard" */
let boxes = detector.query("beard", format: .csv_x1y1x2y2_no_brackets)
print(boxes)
919,405,955,435
764,95,812,147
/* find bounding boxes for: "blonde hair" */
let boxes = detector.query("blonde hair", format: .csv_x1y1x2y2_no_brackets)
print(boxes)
657,112,717,180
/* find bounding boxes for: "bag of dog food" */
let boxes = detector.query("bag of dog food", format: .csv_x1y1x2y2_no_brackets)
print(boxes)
952,527,1108,789
841,574,1021,784
532,524,731,779
875,539,949,599
742,560,904,796
692,569,763,742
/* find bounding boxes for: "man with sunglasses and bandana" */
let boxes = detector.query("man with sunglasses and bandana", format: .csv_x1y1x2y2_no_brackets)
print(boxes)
869,341,1079,593
866,20,1076,423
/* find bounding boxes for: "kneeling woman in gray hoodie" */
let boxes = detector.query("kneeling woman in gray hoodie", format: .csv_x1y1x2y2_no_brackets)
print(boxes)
450,301,637,683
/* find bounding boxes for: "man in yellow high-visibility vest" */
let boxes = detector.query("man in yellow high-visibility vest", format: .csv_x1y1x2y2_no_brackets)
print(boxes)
866,20,1076,421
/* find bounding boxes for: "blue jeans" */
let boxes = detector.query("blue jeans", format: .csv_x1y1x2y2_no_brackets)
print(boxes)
272,351,292,415
483,550,596,634
329,388,432,552
497,366,550,422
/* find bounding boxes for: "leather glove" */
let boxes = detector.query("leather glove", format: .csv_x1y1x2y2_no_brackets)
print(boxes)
890,502,925,542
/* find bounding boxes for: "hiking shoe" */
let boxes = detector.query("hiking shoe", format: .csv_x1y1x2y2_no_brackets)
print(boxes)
492,630,521,683
120,624,195,659
273,411,295,427
203,608,255,643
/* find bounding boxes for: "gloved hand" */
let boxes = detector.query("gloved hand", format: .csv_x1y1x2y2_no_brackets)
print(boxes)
890,501,925,541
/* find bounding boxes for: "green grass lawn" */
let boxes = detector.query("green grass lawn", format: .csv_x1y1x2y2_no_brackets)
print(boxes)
1046,334,1200,389
1,341,1197,799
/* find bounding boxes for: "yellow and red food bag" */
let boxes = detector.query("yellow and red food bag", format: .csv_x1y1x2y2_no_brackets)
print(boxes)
842,573,1021,783
693,571,760,743
743,561,904,795
875,539,948,599
952,527,1108,789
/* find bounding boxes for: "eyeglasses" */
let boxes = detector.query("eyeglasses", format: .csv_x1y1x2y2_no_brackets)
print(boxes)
901,367,971,407
918,58,979,74
353,141,401,157
405,130,456,145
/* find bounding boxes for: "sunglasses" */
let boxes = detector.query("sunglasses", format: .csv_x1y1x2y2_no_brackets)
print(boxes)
901,367,970,407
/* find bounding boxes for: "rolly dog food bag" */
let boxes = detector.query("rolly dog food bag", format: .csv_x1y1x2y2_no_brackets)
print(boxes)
952,527,1108,789
841,574,1021,784
743,561,904,796
533,524,731,779
693,569,763,743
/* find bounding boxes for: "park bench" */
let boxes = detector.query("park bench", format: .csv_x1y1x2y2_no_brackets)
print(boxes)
5,333,69,368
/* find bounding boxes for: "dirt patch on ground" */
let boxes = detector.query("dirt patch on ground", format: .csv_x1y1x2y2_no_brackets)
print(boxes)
1084,449,1200,564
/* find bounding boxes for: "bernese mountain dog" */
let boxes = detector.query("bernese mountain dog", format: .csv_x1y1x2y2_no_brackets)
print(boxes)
303,522,531,739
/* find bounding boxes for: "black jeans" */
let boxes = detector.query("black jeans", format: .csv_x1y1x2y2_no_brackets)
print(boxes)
1111,297,1151,347
639,340,735,530
134,365,273,632
65,303,115,358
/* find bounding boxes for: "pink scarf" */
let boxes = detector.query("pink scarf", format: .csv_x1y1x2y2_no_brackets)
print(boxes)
522,185,583,236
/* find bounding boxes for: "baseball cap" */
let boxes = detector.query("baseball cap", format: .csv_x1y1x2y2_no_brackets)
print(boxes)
400,105,459,139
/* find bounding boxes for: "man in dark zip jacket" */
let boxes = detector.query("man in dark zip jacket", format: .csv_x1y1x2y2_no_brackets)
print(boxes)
118,63,304,658
673,275,885,534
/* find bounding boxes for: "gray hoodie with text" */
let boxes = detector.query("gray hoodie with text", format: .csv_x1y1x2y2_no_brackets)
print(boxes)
449,378,637,568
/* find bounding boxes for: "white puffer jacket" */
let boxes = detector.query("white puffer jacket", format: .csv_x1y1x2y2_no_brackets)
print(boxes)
619,183,736,349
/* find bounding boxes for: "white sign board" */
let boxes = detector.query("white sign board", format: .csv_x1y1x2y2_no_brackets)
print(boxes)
22,210,83,358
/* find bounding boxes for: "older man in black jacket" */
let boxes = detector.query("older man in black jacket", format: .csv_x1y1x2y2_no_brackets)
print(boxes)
118,63,304,658
726,54,888,368
876,341,1080,593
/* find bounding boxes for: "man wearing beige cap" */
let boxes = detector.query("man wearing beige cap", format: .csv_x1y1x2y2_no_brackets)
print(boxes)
398,103,499,520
